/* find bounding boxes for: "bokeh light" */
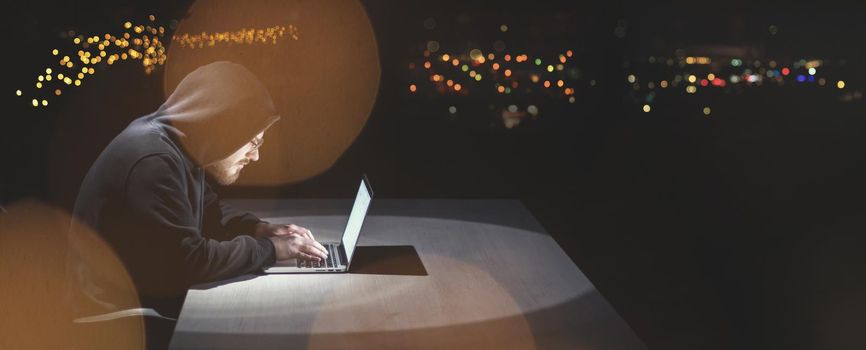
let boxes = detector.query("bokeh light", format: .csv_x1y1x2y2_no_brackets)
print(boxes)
164,0,380,185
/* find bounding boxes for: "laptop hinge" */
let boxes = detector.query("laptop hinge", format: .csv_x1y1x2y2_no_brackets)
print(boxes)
338,244,350,269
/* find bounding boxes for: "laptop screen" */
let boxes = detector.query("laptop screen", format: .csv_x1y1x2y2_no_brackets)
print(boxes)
341,176,372,264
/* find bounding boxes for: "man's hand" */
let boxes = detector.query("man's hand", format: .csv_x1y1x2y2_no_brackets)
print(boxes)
258,223,328,261
268,234,329,262
255,223,317,241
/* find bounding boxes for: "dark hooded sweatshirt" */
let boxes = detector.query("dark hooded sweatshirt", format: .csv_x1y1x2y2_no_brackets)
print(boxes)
68,61,280,316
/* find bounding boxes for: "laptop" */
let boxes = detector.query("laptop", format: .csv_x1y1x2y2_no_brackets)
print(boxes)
264,174,373,274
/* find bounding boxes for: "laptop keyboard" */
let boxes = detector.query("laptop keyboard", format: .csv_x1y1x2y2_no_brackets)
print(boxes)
299,244,341,269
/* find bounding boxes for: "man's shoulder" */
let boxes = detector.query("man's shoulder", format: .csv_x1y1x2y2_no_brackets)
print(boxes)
108,118,185,165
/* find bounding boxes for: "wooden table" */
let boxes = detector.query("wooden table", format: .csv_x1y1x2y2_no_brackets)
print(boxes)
169,199,646,350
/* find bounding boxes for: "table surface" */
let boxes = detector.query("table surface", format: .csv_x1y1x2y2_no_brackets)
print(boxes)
169,199,646,350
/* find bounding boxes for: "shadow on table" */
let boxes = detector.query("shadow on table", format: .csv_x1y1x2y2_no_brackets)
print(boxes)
168,288,646,350
349,245,427,276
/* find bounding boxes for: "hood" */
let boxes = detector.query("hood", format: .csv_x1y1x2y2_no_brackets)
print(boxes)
155,61,280,166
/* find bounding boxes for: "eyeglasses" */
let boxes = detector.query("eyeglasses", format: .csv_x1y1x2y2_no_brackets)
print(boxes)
248,137,264,153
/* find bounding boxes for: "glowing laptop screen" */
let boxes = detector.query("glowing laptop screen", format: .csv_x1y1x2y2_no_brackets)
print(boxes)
341,177,372,264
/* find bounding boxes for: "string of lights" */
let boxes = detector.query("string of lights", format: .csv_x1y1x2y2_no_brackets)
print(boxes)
172,24,298,49
16,15,168,108
16,16,300,108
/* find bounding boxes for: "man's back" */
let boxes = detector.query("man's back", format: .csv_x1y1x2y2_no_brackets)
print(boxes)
67,62,281,318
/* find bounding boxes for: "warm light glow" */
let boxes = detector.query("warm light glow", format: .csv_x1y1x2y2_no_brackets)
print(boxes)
627,74,636,83
41,99,48,106
452,58,459,66
685,56,711,65
409,84,416,92
469,49,483,61
703,106,711,116
642,104,651,113
556,80,564,87
660,80,668,88
453,83,462,91
423,61,431,69
504,69,512,77
497,85,505,93
688,75,697,83
837,80,846,89
492,63,500,70
442,54,450,62
543,80,551,88
15,89,22,96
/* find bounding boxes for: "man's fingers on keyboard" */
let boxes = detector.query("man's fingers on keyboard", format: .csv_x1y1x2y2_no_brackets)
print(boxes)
312,240,328,255
300,252,320,261
303,244,327,259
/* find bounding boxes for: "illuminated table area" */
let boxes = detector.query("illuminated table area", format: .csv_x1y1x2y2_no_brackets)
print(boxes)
169,199,646,350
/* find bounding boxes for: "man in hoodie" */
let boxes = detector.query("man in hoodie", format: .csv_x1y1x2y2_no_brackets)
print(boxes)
67,61,327,347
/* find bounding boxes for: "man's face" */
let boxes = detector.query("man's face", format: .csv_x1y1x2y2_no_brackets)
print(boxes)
205,132,264,185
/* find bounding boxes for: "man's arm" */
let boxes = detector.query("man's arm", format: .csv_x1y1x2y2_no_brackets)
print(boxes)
202,179,327,254
126,154,276,284
202,181,267,241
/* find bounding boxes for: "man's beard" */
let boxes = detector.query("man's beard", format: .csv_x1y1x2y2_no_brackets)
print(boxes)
204,159,247,185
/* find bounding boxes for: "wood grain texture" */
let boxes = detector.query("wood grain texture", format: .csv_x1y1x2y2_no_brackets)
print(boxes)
169,200,646,350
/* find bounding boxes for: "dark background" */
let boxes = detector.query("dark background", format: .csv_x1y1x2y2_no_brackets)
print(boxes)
2,1,866,349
